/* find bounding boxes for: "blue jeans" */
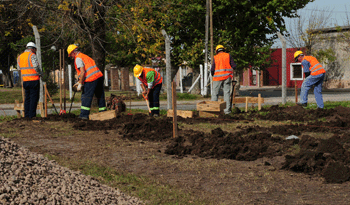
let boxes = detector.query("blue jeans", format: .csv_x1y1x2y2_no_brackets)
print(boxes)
23,80,40,118
300,73,325,108
80,77,106,118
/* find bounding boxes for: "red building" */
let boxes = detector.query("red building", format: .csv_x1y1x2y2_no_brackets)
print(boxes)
241,48,305,88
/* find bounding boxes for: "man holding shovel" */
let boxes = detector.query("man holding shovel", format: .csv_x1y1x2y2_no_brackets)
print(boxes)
134,65,163,116
211,45,236,115
67,44,107,120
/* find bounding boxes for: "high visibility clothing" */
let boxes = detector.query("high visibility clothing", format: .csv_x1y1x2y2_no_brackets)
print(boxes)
74,53,103,83
138,67,162,89
17,51,40,82
303,56,326,76
213,52,233,81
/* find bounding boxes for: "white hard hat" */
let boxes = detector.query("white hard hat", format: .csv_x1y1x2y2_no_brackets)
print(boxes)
26,42,37,49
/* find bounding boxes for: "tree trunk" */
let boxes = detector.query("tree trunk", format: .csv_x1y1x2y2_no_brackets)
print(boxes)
91,1,106,73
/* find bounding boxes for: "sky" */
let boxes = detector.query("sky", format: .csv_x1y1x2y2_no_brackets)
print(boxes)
273,0,350,48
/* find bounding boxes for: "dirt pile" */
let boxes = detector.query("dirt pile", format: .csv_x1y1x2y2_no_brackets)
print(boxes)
283,135,350,183
165,127,298,161
0,137,143,205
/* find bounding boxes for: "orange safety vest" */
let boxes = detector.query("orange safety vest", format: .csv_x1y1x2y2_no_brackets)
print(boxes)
213,52,233,81
303,56,326,76
74,53,103,83
138,67,163,89
17,51,40,82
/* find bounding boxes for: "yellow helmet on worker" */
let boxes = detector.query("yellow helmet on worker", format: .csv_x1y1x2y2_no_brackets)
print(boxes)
134,65,143,77
67,44,78,56
294,51,303,59
216,45,225,53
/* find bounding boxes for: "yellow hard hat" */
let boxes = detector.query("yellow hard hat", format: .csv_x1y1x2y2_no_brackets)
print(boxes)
294,51,303,59
216,45,225,52
134,65,143,77
67,44,78,56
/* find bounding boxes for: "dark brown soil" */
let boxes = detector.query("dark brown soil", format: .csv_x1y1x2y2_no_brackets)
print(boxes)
4,105,350,204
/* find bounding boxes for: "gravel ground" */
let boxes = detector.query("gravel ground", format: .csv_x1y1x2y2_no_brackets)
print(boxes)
0,137,144,205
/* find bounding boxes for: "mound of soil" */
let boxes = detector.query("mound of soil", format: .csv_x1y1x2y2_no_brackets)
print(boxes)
165,127,298,161
283,136,350,183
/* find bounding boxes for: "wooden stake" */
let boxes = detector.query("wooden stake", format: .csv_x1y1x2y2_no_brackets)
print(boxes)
59,49,62,110
258,94,261,111
21,80,25,117
44,83,47,117
63,49,66,111
295,80,298,103
245,97,248,112
172,81,178,138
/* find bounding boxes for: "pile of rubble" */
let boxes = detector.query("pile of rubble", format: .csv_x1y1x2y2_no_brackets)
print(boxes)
0,137,143,204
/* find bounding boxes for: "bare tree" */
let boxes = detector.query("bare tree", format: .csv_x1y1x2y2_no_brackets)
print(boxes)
285,7,334,54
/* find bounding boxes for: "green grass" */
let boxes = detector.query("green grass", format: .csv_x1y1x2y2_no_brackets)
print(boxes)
45,155,206,205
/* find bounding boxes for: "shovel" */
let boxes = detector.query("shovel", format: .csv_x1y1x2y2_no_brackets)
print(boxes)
44,84,59,114
69,91,76,114
231,80,237,108
142,94,151,114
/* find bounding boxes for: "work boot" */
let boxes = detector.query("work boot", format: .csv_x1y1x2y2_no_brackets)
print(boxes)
153,114,159,117
78,116,89,120
297,103,307,107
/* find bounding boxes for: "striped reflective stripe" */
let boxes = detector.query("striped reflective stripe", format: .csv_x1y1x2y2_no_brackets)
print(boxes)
81,106,91,110
150,107,159,110
99,107,107,111
19,67,33,70
86,65,97,72
215,68,232,72
86,70,101,80
214,73,231,77
23,73,39,77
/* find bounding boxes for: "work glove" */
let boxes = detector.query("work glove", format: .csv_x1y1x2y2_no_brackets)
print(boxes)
73,82,83,92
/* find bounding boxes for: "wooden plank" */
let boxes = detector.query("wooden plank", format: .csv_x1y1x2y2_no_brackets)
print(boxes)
167,110,194,118
197,101,226,112
199,111,222,118
234,97,265,104
89,110,117,121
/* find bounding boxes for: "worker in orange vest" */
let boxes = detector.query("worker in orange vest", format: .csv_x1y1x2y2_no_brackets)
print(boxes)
17,42,42,118
211,45,236,114
294,51,326,108
67,44,107,119
134,65,163,116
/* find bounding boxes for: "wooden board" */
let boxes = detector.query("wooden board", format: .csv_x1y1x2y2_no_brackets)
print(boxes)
167,109,194,118
89,110,117,121
199,111,223,118
233,97,265,104
197,101,226,112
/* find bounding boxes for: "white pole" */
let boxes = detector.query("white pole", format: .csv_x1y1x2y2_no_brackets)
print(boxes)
104,69,108,87
179,66,183,93
204,63,208,95
200,64,204,95
188,75,201,93
68,65,72,99
136,77,141,96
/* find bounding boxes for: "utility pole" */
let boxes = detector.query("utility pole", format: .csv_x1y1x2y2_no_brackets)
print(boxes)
210,0,214,62
277,32,287,104
161,29,172,109
204,0,209,96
